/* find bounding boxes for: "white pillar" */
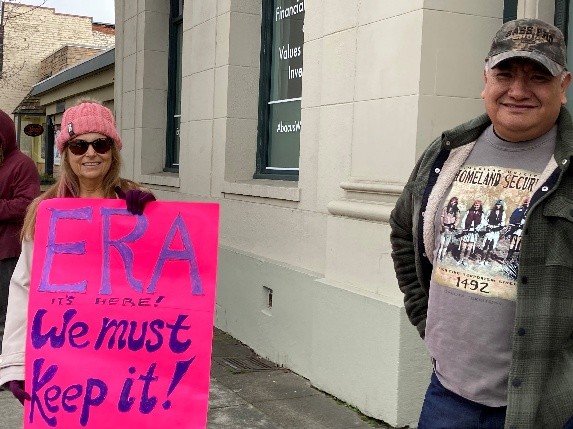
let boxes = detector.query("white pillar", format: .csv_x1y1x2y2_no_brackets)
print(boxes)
518,0,555,21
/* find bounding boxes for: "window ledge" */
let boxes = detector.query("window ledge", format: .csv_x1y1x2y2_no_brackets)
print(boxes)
138,172,180,188
222,179,300,201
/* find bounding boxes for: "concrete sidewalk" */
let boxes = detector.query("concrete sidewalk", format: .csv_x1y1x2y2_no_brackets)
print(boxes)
208,328,394,429
0,328,398,429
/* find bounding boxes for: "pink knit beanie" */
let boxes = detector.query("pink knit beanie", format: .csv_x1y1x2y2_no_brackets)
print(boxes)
56,101,122,154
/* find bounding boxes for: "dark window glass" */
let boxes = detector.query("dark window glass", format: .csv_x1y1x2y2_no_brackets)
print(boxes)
503,0,518,22
256,0,305,180
165,0,184,171
555,0,569,38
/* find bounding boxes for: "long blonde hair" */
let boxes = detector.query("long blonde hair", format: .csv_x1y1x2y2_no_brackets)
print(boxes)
20,138,140,241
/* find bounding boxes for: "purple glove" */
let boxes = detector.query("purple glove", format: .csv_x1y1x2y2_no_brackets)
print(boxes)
115,186,156,215
5,380,30,405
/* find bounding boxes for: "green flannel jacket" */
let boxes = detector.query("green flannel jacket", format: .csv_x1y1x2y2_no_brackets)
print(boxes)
390,107,573,429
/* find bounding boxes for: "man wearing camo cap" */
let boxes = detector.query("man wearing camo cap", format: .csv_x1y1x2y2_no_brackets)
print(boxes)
390,18,573,428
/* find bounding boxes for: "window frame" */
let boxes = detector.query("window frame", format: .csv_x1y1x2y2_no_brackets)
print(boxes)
503,0,518,22
165,0,184,173
254,0,300,182
555,0,569,39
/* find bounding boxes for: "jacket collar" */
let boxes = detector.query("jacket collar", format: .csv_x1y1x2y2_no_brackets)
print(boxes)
554,106,573,171
441,107,573,172
441,114,491,149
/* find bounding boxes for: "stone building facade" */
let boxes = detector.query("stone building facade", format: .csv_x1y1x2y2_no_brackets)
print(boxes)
39,45,107,81
0,2,115,115
114,0,567,427
30,47,114,179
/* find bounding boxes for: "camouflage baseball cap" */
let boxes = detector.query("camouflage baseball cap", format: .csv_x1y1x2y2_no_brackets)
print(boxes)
486,18,567,76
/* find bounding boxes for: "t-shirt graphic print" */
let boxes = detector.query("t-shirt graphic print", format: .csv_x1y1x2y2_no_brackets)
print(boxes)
426,164,539,407
433,164,537,299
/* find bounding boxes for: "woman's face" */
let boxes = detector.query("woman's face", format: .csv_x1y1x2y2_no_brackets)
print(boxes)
67,132,113,190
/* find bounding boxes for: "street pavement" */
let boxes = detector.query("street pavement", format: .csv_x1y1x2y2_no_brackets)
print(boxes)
0,328,398,429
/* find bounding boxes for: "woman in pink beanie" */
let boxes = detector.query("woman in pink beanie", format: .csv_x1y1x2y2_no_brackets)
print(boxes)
0,100,155,404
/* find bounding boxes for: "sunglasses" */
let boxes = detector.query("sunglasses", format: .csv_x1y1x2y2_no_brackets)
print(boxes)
67,137,114,155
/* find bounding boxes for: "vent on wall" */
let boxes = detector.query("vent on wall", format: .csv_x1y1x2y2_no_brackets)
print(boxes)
264,286,273,308
215,356,279,373
262,286,273,316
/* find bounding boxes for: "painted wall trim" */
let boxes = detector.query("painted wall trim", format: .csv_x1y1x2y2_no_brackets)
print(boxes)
339,181,404,196
518,0,555,21
327,199,395,222
138,172,180,188
222,180,301,201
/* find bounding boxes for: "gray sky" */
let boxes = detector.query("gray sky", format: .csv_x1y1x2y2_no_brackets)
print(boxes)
17,0,115,24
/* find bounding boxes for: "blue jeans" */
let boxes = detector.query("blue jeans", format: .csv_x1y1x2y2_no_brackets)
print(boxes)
418,373,506,429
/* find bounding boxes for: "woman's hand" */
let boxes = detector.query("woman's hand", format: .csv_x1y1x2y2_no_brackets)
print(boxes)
115,187,156,215
5,380,30,405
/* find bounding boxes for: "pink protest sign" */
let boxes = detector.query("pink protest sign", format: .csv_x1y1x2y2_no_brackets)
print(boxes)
24,198,219,428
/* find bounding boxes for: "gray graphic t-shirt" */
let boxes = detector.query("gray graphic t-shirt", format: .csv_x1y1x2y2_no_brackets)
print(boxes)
425,125,555,406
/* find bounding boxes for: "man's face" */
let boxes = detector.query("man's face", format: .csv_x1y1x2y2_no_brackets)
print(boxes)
481,58,571,142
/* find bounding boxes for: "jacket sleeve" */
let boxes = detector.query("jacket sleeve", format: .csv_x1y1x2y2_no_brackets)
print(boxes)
0,240,33,386
0,156,40,222
389,152,431,339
